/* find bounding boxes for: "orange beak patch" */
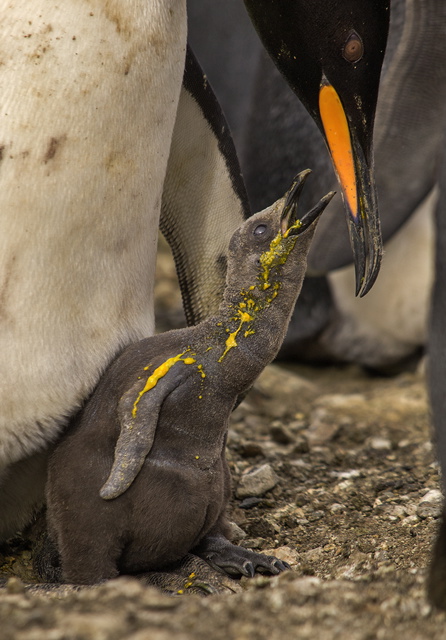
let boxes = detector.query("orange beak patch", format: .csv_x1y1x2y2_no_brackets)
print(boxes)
319,83,358,220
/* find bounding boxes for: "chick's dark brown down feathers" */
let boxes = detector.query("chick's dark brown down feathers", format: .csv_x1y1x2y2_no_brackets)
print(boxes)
44,172,334,585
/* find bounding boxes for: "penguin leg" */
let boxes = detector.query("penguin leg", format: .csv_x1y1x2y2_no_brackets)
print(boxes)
427,144,446,610
427,513,446,609
193,526,290,578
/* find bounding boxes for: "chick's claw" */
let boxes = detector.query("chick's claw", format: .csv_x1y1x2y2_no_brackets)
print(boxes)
194,533,291,579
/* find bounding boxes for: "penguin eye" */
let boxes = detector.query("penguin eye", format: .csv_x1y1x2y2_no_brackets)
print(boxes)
253,224,268,236
342,32,363,63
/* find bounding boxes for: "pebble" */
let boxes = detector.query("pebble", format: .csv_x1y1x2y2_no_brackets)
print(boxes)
227,521,247,542
307,510,325,523
291,435,310,454
6,577,26,595
236,464,279,499
239,497,264,509
417,489,443,519
368,437,393,451
306,408,341,445
270,423,295,444
262,545,300,568
238,441,265,458
329,503,347,514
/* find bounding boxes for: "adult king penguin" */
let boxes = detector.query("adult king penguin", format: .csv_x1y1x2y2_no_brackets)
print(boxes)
0,2,389,543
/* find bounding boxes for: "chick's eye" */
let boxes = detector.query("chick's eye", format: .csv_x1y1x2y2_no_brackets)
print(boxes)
342,31,363,63
253,224,268,236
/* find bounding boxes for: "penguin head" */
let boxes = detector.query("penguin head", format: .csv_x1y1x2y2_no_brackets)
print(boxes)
243,0,390,296
225,170,335,301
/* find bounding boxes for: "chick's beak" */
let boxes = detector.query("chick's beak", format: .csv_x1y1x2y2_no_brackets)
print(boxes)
280,169,336,237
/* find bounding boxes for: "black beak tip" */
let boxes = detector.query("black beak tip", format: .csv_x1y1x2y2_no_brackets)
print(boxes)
281,169,313,223
358,245,382,297
349,221,382,298
297,189,336,233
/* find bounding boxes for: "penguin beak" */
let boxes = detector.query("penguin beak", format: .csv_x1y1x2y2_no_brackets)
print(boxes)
319,80,381,296
280,169,336,236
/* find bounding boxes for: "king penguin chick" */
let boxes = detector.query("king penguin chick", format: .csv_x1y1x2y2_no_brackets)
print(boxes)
44,171,334,585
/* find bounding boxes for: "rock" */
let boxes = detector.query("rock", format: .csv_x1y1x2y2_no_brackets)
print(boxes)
400,515,420,526
303,547,324,563
239,537,265,550
238,441,265,458
417,489,443,519
307,510,325,523
236,464,279,499
329,503,347,514
128,631,190,640
270,423,295,444
262,545,300,568
306,408,341,446
227,521,247,542
374,550,390,562
368,437,393,451
316,394,366,409
291,435,310,454
242,415,269,434
6,577,25,595
247,365,316,419
239,497,264,509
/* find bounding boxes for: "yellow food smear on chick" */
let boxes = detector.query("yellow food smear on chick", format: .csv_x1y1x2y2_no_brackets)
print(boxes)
132,350,196,417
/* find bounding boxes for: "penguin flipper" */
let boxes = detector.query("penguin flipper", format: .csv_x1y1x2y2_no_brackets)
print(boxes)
99,372,180,500
161,46,250,326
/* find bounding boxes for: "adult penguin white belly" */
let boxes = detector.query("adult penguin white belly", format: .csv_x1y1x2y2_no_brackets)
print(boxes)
0,1,188,539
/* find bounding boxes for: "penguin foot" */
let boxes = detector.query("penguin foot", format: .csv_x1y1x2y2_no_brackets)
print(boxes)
137,554,241,595
194,533,290,578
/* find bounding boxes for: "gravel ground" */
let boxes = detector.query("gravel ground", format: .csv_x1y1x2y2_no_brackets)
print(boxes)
1,239,445,639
